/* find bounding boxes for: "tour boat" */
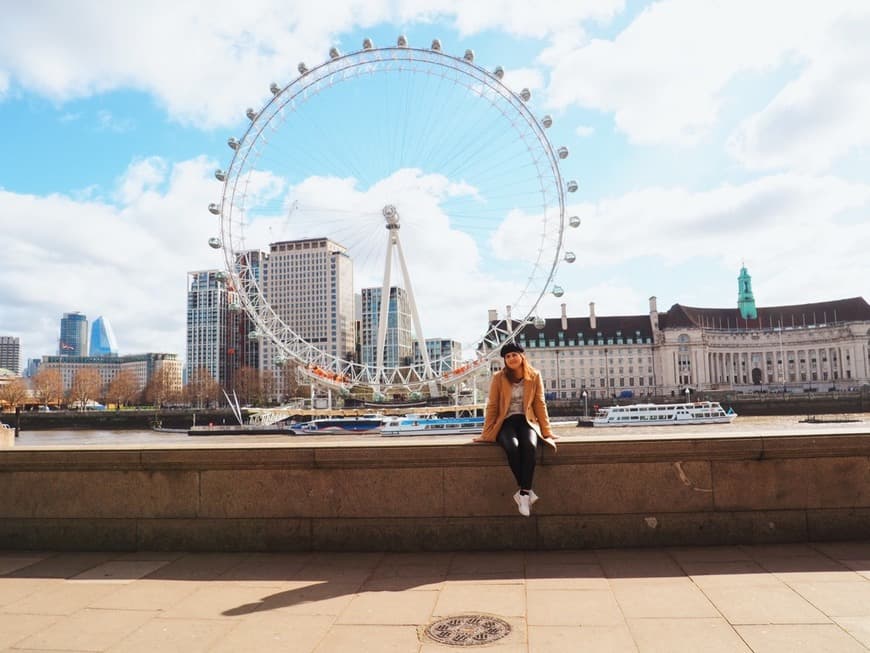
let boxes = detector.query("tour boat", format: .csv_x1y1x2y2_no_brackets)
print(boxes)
294,414,386,433
590,401,736,427
381,414,484,437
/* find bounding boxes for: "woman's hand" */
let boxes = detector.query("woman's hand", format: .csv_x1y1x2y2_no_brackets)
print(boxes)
472,436,488,443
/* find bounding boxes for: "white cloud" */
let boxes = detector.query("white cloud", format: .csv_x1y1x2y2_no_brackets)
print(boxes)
543,0,869,156
555,173,870,309
575,125,594,137
727,10,870,173
0,1,620,130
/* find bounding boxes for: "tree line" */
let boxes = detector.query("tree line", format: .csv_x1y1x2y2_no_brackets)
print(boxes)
0,364,300,411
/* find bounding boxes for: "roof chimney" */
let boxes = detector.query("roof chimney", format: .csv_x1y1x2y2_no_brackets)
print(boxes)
589,301,597,330
561,303,568,330
488,309,497,323
505,305,512,331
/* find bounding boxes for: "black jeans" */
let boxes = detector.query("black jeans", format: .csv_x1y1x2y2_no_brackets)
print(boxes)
496,414,538,490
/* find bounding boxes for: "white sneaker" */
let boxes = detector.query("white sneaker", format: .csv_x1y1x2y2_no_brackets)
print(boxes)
515,493,530,517
528,490,539,506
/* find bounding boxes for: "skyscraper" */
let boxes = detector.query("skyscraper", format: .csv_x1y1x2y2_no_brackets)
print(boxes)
58,312,88,356
186,270,231,387
360,286,413,369
89,316,119,356
0,336,21,374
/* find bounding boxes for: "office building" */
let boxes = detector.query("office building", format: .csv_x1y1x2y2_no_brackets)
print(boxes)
59,312,88,356
360,286,413,369
40,353,182,394
261,238,354,373
0,336,21,375
89,316,119,356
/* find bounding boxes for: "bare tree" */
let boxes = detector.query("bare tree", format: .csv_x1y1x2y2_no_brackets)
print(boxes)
31,368,63,407
260,368,276,406
276,361,300,402
0,377,30,410
68,368,103,410
142,365,178,408
232,366,260,406
184,367,221,408
106,369,140,409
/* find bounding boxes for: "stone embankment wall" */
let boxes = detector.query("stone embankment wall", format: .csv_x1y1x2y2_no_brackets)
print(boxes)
1,431,869,552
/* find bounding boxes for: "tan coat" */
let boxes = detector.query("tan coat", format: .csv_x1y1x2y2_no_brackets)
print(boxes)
478,366,555,443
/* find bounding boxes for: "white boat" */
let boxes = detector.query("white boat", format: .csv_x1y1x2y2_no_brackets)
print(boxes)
381,414,484,437
295,414,386,433
591,401,736,427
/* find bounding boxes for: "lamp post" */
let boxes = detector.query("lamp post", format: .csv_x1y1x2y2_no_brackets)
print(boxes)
582,390,588,417
684,387,690,403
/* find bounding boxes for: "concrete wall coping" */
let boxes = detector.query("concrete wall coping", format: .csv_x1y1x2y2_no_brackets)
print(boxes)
3,430,870,471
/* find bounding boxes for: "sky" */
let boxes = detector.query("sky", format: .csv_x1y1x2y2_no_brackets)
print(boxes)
2,0,869,370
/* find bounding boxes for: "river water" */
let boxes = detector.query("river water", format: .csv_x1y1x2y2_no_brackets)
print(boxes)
6,413,870,448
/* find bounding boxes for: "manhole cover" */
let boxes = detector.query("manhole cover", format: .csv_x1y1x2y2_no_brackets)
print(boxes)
424,614,512,647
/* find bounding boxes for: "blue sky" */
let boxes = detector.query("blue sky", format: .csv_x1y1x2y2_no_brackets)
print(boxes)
1,1,869,368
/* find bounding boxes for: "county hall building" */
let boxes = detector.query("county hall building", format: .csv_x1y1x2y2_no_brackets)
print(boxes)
487,267,870,399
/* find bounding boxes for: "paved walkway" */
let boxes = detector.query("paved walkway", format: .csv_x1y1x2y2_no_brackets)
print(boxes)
2,541,870,652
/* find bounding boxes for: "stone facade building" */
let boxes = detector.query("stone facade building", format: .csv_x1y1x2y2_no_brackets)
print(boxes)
486,268,870,399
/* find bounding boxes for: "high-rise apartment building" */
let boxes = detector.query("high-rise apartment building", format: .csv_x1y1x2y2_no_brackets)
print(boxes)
186,270,231,387
360,286,413,368
262,238,354,372
59,312,88,356
89,316,119,356
0,336,21,374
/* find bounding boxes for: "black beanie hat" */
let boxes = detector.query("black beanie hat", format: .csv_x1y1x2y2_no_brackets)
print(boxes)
500,342,525,357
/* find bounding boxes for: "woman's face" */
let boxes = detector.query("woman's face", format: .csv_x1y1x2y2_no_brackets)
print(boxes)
503,352,523,372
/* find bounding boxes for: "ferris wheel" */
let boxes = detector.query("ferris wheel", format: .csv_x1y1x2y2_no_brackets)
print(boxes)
208,36,579,394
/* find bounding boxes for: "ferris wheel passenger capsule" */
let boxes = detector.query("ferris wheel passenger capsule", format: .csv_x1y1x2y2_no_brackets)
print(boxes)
214,169,226,182
207,237,222,249
214,271,227,281
493,66,504,79
552,285,565,298
519,88,531,102
431,39,441,51
533,316,546,329
329,47,341,59
227,137,239,150
228,301,241,312
246,108,257,121
557,146,569,159
564,251,577,263
363,38,374,49
567,180,579,192
464,49,475,63
269,82,280,95
247,331,260,341
208,203,220,215
569,216,581,228
397,35,408,47
298,62,309,75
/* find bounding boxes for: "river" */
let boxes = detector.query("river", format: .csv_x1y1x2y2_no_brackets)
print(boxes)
5,413,869,448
